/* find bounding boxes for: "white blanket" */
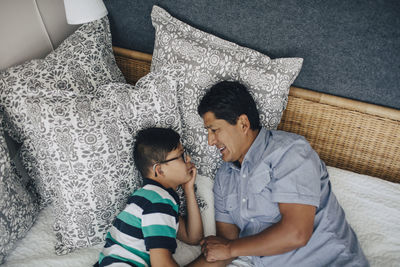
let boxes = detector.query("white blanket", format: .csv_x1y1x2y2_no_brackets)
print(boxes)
4,167,400,267
328,166,400,267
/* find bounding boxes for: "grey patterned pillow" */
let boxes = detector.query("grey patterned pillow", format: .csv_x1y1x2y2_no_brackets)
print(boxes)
1,65,183,255
0,17,125,208
0,116,40,264
151,5,303,179
0,17,125,144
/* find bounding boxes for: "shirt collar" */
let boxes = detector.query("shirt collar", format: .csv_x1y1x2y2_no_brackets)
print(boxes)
228,127,270,171
142,177,180,205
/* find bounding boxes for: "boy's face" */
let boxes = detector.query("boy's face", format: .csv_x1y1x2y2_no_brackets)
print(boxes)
159,143,195,188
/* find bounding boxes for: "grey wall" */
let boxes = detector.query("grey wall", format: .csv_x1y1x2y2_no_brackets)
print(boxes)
104,0,400,110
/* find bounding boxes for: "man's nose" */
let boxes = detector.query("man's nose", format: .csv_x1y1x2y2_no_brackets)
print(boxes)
208,133,216,146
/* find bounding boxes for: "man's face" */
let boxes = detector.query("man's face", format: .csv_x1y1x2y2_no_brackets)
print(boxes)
202,111,247,164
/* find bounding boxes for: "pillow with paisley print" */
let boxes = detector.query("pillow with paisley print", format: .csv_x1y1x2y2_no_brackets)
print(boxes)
0,114,40,264
151,5,303,180
0,17,125,207
0,65,183,255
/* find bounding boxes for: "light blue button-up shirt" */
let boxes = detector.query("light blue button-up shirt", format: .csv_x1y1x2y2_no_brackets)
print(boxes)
214,128,368,267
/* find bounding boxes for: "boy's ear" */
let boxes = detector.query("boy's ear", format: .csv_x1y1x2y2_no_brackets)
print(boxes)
154,164,163,178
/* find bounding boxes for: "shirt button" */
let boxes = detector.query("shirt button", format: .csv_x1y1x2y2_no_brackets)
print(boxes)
242,198,246,203
250,218,254,222
242,174,246,178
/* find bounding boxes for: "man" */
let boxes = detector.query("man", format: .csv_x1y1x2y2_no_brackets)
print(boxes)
188,81,368,266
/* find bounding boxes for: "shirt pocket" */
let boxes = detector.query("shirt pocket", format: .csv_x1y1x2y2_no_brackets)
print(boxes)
248,161,271,194
247,163,280,222
224,193,239,212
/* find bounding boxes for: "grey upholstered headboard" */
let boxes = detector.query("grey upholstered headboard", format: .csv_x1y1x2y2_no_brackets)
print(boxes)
104,0,400,110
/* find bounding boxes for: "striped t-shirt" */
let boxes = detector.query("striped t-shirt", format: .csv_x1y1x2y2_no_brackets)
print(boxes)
99,178,180,267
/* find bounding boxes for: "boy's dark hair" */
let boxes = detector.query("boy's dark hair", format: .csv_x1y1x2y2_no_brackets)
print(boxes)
197,81,261,130
133,127,180,178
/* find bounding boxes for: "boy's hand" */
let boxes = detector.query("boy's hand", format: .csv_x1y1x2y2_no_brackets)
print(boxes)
183,163,197,192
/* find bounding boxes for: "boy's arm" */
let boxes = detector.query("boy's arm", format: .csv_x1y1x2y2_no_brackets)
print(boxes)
177,167,204,245
150,248,179,267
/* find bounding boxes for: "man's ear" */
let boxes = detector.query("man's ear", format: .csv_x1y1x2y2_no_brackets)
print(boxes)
238,114,251,133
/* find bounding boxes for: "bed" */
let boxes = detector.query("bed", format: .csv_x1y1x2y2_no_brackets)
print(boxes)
1,3,400,267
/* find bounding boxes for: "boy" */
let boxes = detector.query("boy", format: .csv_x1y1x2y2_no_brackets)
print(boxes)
98,127,203,267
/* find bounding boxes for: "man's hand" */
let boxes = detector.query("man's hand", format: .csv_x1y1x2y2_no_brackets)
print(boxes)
201,236,232,262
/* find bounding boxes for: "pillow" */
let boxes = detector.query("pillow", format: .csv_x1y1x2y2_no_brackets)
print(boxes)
0,16,125,144
328,166,400,266
151,5,303,179
0,17,125,207
0,65,184,255
0,115,40,264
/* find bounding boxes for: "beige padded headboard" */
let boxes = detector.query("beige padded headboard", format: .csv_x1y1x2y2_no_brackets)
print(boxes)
0,0,78,70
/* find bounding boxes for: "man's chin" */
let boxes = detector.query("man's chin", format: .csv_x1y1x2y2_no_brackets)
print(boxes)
220,154,230,162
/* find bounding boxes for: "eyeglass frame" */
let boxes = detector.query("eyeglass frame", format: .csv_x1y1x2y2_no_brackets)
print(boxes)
152,151,188,174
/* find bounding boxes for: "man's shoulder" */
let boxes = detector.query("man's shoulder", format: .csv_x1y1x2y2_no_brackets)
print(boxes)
267,129,310,150
269,129,307,142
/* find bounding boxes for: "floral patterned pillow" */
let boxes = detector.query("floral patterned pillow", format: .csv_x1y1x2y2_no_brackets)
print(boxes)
0,17,125,209
151,5,303,179
0,65,184,255
0,16,125,144
0,115,40,264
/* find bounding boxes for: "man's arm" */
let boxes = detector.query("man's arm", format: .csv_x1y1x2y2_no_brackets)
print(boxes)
187,221,240,267
202,203,316,262
150,248,179,267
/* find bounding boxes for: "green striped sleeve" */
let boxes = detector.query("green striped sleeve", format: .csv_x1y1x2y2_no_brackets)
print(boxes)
142,224,177,238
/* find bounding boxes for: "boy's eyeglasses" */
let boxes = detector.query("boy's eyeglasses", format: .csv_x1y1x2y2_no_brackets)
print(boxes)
152,151,188,174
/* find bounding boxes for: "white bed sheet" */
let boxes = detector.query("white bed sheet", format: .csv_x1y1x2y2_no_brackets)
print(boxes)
4,167,400,267
328,166,400,267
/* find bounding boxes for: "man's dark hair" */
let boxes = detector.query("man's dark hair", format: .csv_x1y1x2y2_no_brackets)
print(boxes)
197,81,261,130
133,127,180,178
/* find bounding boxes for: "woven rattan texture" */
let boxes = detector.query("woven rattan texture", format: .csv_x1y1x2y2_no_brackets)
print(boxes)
114,55,151,85
113,47,400,183
278,97,400,183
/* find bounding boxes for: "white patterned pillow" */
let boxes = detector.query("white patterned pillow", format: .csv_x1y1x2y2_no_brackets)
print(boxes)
0,115,40,264
0,17,125,207
0,66,183,255
101,67,207,217
151,5,303,179
0,17,125,143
